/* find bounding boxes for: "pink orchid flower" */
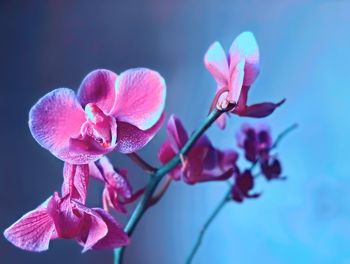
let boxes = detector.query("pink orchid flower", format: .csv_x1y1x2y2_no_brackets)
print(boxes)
158,115,237,184
29,68,166,164
4,163,129,252
89,156,144,213
204,31,285,129
231,169,260,203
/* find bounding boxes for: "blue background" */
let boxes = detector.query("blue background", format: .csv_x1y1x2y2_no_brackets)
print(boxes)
1,0,350,263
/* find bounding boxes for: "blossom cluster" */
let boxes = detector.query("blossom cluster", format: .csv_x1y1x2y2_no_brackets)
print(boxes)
4,31,286,256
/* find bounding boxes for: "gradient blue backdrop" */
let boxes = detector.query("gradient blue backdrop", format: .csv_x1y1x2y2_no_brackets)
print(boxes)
1,0,350,263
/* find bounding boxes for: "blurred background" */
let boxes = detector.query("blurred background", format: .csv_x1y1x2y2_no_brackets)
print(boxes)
1,0,350,263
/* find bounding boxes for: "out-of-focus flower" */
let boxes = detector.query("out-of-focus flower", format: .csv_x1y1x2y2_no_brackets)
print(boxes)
89,156,144,213
4,163,129,252
231,169,260,203
260,157,284,181
236,123,272,163
237,123,285,181
204,31,284,129
29,68,166,164
158,115,237,184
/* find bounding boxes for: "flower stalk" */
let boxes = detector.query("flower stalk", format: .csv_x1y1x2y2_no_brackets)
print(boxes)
114,108,225,264
186,188,231,264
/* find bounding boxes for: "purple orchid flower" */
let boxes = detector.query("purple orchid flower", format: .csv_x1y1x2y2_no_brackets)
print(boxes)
204,31,284,129
29,68,166,164
260,157,285,181
89,156,144,213
4,163,129,252
158,115,237,184
236,123,272,163
237,123,285,180
231,169,260,203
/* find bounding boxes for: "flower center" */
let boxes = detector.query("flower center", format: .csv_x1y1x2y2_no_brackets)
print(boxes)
81,103,117,148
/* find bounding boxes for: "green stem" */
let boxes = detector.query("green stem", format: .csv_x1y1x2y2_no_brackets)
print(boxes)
186,188,231,264
271,123,298,150
114,109,224,264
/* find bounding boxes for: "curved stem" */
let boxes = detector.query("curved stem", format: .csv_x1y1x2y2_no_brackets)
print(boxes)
127,152,157,174
186,189,231,264
271,123,298,150
148,176,172,207
114,109,225,264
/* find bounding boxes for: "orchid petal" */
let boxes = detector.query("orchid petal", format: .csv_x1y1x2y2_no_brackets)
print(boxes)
47,193,82,239
4,207,55,252
98,156,115,175
89,161,104,182
77,69,118,113
239,99,285,118
115,112,165,153
158,140,176,164
110,68,166,130
218,150,239,171
62,163,89,203
167,115,188,152
216,114,226,129
229,31,260,86
29,88,86,162
235,85,250,112
185,168,234,185
204,41,229,87
227,60,245,104
91,208,129,250
73,201,108,252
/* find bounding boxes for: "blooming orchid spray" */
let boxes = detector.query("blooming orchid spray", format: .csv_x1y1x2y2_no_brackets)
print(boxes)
4,32,296,264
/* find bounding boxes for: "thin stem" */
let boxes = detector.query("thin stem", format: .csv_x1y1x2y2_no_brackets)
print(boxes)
127,152,157,174
186,189,231,264
114,108,225,264
271,123,298,150
148,176,172,207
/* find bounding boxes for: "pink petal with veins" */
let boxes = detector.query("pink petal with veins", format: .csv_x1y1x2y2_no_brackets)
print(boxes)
47,193,82,239
29,88,87,163
73,201,108,252
77,69,118,113
110,68,166,130
62,163,89,203
91,208,129,250
115,112,165,153
4,207,55,252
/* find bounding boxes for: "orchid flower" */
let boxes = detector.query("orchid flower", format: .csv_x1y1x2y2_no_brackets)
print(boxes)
4,163,129,252
236,123,272,163
260,157,285,181
89,156,144,213
29,68,166,164
237,124,285,180
231,169,260,203
158,115,237,184
204,31,285,129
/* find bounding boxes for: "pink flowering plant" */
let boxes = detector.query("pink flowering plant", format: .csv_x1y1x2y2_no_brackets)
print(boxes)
4,32,296,263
